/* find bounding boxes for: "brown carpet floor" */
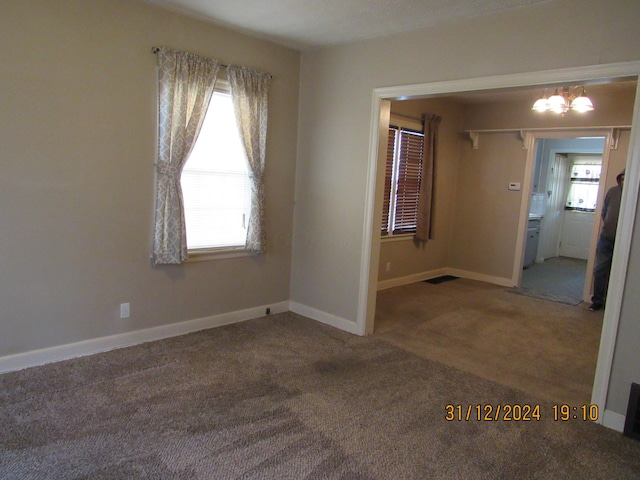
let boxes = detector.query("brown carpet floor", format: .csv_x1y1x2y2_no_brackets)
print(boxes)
0,313,640,480
374,277,602,406
2,312,639,479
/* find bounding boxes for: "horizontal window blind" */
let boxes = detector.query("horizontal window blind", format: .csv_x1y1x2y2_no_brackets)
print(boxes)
393,129,424,234
181,90,251,250
381,127,397,234
381,126,425,235
181,169,250,248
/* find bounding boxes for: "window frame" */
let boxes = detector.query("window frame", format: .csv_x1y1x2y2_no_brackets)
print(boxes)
564,155,602,213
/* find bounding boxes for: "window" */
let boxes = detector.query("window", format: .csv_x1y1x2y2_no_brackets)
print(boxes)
181,83,251,251
382,118,425,236
152,47,270,265
565,157,602,212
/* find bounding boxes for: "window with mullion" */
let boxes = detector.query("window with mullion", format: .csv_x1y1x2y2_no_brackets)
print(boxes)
181,87,251,251
382,125,424,236
394,130,424,233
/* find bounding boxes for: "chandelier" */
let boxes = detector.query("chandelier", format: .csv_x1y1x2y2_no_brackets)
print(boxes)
532,86,594,115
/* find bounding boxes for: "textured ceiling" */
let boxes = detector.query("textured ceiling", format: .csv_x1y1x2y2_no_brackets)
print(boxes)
144,0,551,50
143,0,636,101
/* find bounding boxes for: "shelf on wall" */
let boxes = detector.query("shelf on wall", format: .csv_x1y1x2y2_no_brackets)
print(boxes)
463,126,631,150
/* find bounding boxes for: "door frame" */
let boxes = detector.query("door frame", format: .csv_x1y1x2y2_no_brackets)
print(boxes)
541,149,603,261
514,130,614,301
360,61,640,430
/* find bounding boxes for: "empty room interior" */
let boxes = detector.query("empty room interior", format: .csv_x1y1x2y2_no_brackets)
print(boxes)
374,82,636,408
2,0,640,477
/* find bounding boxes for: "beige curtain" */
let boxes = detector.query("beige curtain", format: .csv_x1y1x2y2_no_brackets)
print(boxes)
152,47,220,264
227,66,271,254
415,114,441,242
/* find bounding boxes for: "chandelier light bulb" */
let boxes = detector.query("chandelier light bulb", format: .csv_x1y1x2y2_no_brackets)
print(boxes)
532,97,549,112
531,85,594,114
547,89,567,112
570,88,594,113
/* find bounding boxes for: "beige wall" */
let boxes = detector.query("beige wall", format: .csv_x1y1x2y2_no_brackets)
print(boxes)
460,86,637,131
450,132,527,279
0,0,300,357
610,181,640,412
293,0,640,321
292,0,640,417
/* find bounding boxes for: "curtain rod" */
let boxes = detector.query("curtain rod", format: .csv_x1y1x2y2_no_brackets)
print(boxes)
151,46,272,78
151,46,229,69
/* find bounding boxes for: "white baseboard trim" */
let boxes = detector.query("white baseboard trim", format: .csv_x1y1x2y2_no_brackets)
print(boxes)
0,301,289,374
601,409,626,432
289,301,361,335
444,268,514,287
377,268,448,291
1,295,629,435
377,267,513,291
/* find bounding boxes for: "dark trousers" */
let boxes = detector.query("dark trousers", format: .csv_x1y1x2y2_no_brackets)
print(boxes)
592,235,615,306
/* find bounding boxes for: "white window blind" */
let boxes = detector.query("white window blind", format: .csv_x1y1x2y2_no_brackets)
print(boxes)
393,129,424,233
382,121,425,235
181,90,251,249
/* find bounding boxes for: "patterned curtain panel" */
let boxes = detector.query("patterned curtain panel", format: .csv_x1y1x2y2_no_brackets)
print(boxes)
227,66,271,254
152,48,220,264
415,114,442,242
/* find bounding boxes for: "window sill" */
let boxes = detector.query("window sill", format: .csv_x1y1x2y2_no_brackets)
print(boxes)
185,247,253,262
381,233,415,243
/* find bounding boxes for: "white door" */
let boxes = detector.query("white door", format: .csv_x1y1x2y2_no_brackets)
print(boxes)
559,210,596,259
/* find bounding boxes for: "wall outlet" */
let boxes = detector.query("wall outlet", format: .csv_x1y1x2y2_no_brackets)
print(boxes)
386,262,391,272
120,302,130,319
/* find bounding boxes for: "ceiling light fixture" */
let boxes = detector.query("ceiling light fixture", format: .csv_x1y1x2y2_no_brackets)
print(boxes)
532,86,594,115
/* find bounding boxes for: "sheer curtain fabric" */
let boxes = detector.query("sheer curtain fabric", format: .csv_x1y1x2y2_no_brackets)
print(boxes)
227,66,271,254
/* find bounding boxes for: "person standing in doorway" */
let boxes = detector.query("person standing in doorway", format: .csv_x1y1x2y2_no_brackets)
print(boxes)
590,169,625,311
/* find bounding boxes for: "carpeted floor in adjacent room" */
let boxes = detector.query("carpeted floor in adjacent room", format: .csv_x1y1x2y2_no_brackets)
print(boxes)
375,276,601,406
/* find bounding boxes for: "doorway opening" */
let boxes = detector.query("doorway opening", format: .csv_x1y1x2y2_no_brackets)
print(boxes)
519,136,607,305
362,65,640,429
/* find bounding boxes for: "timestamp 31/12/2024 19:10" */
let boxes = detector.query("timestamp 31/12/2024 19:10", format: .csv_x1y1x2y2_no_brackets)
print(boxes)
445,404,600,422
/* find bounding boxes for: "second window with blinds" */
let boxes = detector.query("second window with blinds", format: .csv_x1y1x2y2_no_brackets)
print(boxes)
382,115,425,237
